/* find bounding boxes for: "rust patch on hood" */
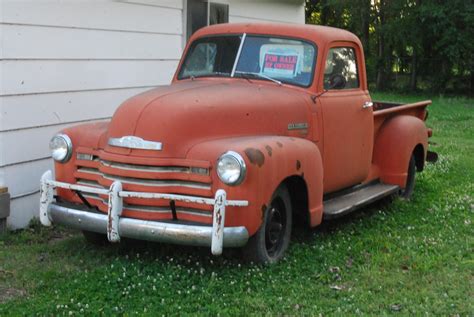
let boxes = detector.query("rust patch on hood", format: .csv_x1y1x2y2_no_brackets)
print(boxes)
296,160,301,170
244,148,265,167
276,141,283,148
265,145,273,157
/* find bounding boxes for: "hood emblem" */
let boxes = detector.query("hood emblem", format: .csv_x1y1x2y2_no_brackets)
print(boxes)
288,123,308,130
108,136,162,151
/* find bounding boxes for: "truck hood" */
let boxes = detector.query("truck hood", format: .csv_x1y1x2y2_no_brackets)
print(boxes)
105,80,311,158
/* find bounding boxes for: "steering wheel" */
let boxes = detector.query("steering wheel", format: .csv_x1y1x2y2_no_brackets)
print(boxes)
328,74,347,89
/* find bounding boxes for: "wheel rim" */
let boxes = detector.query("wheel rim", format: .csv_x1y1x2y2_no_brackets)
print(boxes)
264,198,286,257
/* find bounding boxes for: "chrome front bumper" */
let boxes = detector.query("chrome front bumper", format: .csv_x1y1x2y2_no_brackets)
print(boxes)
39,170,249,255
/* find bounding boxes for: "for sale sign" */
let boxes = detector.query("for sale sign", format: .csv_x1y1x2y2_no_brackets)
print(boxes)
262,53,299,78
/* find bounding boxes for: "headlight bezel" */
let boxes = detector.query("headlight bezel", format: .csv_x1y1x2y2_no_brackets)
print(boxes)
50,133,73,163
216,151,247,186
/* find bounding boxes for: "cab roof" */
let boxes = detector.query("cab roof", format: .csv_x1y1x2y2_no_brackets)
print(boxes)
191,22,361,48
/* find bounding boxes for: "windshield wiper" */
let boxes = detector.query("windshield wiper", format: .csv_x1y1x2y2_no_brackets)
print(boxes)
190,72,230,80
234,71,282,86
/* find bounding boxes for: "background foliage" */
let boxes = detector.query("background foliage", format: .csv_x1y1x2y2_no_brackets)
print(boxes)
305,0,474,95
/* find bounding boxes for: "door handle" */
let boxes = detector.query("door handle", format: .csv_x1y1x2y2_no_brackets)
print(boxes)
362,101,373,109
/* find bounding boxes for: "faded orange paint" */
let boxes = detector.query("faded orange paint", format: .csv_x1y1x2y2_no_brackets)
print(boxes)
52,23,431,237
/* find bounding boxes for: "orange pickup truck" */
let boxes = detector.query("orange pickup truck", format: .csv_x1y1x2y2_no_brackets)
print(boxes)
40,23,435,263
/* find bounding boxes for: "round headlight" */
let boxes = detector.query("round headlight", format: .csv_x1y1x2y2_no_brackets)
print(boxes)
49,134,72,163
217,151,246,186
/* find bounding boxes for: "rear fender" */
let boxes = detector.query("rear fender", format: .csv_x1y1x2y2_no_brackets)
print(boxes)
186,136,324,235
373,115,428,188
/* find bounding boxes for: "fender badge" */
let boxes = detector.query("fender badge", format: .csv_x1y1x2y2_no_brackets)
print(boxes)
108,136,162,151
288,123,308,130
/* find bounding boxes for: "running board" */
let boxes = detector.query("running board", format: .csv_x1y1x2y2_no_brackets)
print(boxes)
323,183,399,219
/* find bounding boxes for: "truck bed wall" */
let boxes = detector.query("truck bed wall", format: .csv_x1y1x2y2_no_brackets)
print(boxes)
365,100,431,186
373,100,430,140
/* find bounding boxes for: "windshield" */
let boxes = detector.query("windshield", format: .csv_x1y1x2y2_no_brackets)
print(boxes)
178,34,317,87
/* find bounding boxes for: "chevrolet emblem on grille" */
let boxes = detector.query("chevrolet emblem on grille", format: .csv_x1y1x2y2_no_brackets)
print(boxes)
108,136,163,151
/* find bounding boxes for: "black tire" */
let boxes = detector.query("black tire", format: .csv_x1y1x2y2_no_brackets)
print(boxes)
243,186,292,264
400,155,416,199
82,230,108,245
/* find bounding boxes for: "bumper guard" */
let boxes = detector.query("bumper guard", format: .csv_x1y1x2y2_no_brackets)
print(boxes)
39,170,249,255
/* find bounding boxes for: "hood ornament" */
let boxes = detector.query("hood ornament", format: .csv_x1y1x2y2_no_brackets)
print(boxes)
108,136,162,151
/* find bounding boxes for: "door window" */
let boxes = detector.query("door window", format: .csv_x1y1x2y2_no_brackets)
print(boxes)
323,47,359,90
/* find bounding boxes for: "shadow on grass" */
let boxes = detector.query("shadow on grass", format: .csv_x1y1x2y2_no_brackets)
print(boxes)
42,194,402,270
292,195,396,244
0,191,411,274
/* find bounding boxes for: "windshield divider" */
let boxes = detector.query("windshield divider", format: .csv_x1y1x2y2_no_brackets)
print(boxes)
230,33,247,78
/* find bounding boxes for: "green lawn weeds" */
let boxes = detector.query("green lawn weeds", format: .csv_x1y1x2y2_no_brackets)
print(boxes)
0,93,472,315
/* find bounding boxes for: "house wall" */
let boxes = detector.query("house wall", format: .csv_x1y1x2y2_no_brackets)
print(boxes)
0,0,305,229
228,0,305,24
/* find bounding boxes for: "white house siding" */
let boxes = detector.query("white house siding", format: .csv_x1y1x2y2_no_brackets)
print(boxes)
0,0,183,228
0,0,305,229
228,0,305,24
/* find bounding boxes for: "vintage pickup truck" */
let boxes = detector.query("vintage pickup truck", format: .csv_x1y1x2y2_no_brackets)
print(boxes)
39,23,435,263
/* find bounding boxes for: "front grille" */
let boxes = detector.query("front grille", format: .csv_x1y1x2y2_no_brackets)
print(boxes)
78,167,211,190
100,160,208,175
73,154,213,222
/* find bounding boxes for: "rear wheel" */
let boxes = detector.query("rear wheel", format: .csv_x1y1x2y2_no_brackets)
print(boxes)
243,186,292,264
82,230,108,245
400,155,416,199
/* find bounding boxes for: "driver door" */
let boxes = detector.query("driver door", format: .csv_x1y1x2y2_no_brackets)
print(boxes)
319,43,373,193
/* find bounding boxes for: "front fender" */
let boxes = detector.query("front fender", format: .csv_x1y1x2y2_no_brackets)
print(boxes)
186,136,324,235
373,115,428,188
54,122,109,200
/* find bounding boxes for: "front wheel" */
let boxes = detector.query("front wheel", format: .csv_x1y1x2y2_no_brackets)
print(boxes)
243,186,292,264
400,154,416,199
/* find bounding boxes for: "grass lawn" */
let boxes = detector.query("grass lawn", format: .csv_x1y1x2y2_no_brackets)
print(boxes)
0,93,473,315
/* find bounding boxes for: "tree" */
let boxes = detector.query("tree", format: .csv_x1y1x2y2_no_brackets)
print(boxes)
305,0,474,94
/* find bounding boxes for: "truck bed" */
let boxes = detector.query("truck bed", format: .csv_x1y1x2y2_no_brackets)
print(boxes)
373,101,404,111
